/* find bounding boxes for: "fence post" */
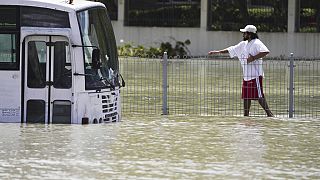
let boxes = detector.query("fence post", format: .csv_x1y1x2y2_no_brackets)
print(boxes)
288,53,294,118
162,52,168,115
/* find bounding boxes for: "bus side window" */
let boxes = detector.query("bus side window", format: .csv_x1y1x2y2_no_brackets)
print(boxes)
0,34,18,70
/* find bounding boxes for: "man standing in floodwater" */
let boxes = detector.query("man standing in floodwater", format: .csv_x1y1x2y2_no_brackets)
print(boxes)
208,25,274,117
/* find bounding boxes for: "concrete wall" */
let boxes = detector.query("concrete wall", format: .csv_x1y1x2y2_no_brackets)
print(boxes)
112,0,320,58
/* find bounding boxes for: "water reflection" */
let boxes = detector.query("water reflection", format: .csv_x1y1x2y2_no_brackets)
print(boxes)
0,116,319,179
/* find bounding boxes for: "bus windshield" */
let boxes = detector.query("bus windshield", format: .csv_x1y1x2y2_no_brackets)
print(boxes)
77,7,118,90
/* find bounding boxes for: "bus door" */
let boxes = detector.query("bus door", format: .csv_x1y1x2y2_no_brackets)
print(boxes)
24,36,72,123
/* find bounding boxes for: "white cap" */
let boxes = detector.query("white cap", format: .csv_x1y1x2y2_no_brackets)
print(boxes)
240,25,257,33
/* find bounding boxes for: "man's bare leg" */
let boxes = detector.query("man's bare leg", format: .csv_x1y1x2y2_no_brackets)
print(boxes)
244,99,251,116
258,98,274,117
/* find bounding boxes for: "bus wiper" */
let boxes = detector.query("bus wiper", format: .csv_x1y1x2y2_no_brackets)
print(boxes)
74,72,115,90
99,77,115,90
100,72,126,89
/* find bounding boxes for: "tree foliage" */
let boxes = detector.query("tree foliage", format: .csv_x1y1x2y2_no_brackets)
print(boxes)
118,39,191,58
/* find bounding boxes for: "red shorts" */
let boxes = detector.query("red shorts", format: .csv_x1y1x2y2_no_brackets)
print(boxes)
242,76,265,99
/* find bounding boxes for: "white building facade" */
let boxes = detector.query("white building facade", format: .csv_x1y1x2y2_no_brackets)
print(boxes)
111,0,320,58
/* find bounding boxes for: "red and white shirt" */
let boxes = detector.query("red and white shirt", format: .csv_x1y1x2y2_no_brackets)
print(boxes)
227,39,269,81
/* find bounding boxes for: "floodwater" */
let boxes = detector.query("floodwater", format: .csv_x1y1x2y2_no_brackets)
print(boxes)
0,115,319,179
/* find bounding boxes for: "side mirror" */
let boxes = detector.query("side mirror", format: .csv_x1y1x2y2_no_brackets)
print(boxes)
119,73,125,87
92,48,101,69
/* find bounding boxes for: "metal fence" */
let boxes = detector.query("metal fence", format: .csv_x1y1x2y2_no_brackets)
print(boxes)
120,55,320,118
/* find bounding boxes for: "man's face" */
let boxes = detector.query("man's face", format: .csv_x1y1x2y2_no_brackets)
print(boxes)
243,32,250,41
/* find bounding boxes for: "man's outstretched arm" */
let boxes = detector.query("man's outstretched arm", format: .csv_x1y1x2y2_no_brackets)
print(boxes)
208,49,229,55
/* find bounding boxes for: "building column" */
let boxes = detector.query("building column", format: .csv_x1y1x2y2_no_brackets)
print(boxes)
112,0,125,45
288,0,297,33
287,0,297,55
200,0,208,30
118,0,125,23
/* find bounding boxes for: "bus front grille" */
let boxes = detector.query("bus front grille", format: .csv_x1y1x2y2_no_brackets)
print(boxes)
101,94,119,122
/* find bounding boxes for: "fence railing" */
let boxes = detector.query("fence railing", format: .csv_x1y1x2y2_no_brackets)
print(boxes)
120,54,320,118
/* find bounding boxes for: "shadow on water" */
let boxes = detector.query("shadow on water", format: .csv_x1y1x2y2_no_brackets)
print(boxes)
0,115,319,179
